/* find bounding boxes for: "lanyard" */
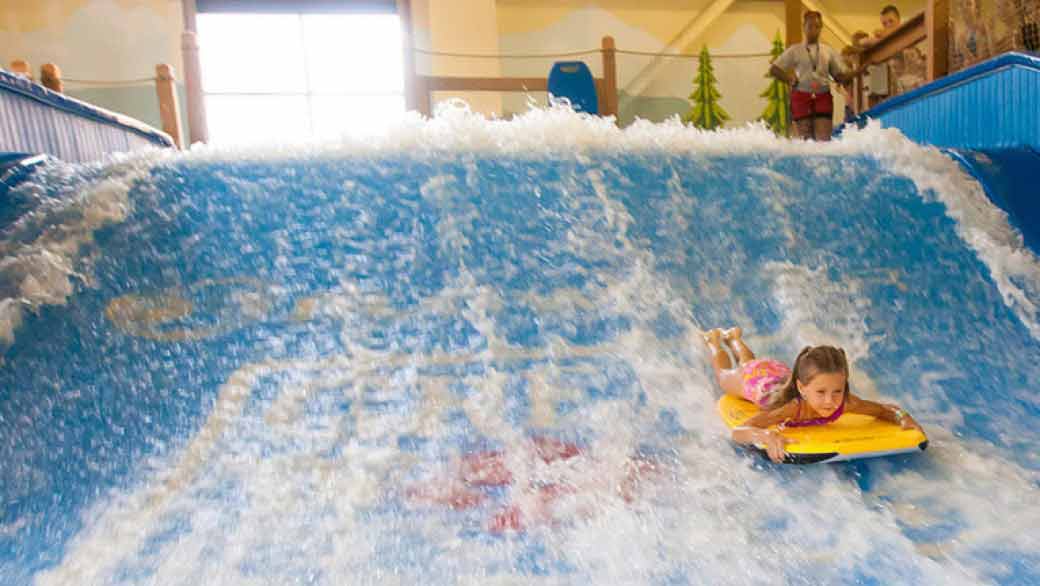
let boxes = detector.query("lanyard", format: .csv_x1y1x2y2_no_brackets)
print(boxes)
805,43,822,94
805,43,820,77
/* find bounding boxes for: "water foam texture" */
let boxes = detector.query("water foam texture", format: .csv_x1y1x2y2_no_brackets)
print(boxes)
172,103,1040,341
3,105,1039,585
4,105,1036,348
0,153,161,351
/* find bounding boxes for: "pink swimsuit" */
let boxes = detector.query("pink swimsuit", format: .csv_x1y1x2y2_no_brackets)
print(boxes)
739,359,792,408
780,396,846,428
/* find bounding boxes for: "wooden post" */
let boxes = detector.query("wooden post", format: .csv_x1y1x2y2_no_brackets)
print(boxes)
601,36,618,121
40,63,63,93
785,0,802,45
853,69,864,115
181,0,209,144
396,0,421,114
155,64,184,149
9,60,32,80
925,0,949,80
415,76,431,117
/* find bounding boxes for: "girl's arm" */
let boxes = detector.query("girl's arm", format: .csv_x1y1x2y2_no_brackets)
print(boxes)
732,403,796,463
733,426,791,463
846,394,923,431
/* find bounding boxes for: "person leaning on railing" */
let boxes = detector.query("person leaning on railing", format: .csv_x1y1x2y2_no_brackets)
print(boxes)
9,60,33,81
858,5,927,100
839,37,869,124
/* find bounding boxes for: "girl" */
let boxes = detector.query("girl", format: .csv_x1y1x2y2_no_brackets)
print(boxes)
703,327,921,463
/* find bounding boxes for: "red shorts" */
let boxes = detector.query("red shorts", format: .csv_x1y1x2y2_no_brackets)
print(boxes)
791,90,834,120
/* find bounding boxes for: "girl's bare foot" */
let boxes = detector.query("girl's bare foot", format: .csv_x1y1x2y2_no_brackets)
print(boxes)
702,328,723,346
722,326,742,342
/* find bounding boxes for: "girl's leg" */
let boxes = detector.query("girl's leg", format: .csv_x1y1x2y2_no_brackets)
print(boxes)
813,116,834,141
703,328,732,371
703,329,744,398
794,118,813,139
723,327,756,365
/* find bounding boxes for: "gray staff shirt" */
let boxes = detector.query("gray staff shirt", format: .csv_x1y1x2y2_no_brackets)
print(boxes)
773,42,848,94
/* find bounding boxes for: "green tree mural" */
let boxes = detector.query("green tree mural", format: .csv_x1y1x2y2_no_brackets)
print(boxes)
683,46,730,130
759,31,790,136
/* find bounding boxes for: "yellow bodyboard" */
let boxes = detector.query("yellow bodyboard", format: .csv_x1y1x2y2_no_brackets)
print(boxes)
718,395,928,464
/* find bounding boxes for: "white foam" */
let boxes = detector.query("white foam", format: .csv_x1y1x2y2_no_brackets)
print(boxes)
170,105,1040,340
838,121,1040,340
162,99,977,163
7,106,1034,348
15,105,1040,583
869,428,1040,568
0,297,25,347
32,260,1019,585
0,153,165,350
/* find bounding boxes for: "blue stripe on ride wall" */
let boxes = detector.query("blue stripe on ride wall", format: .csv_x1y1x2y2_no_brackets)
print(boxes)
848,52,1040,151
0,69,173,164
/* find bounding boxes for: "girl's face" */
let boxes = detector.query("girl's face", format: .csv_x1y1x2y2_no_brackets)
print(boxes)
797,371,846,417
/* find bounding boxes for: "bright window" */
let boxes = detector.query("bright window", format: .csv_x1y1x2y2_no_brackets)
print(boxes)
197,13,404,144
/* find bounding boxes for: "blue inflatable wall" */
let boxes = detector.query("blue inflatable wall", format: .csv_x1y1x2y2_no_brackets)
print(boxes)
851,52,1040,256
850,52,1040,151
0,69,174,164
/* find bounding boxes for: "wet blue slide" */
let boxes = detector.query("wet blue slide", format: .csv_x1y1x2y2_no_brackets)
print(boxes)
1,55,1039,585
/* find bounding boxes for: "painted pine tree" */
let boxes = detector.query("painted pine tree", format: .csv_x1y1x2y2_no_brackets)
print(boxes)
683,46,730,130
759,32,790,136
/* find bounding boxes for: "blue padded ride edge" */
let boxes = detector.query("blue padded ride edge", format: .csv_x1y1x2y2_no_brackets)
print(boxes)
857,52,1040,121
846,52,1040,129
0,69,175,148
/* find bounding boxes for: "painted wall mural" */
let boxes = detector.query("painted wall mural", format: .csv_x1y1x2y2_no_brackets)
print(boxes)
949,0,1040,71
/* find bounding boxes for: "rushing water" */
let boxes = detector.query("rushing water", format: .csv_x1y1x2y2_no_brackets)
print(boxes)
1,108,1038,585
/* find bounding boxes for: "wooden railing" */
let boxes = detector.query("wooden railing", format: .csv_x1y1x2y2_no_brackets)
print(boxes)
154,64,184,149
405,37,620,120
848,0,949,114
10,0,958,143
7,59,185,148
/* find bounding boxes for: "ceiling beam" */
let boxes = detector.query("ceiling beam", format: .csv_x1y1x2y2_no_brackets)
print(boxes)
623,0,852,100
622,0,737,97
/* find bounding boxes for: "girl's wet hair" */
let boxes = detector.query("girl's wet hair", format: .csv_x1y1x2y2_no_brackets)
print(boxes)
768,345,849,408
